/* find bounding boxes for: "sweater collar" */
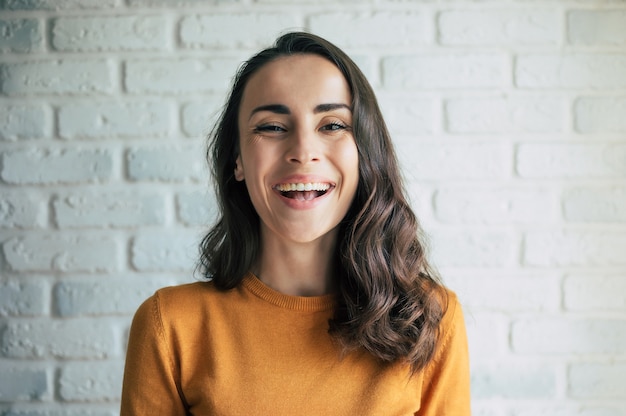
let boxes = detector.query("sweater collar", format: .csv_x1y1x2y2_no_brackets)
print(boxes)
242,273,336,312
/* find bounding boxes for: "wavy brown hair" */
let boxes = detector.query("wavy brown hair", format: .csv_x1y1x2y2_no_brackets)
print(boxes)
198,32,447,372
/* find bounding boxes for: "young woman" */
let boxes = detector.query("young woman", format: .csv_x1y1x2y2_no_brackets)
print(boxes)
121,32,470,415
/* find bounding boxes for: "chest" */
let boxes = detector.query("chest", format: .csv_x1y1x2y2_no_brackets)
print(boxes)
175,306,424,415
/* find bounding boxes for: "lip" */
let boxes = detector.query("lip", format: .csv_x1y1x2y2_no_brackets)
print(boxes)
272,174,336,209
273,174,335,186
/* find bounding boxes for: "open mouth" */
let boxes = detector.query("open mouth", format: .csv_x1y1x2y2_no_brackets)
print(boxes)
274,183,332,201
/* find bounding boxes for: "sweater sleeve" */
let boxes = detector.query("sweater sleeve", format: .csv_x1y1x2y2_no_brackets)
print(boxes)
120,292,188,416
416,294,471,416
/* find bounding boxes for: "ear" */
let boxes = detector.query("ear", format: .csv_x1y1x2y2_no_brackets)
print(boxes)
234,155,244,181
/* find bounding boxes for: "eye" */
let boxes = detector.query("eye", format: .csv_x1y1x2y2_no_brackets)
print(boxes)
320,121,348,132
254,124,286,133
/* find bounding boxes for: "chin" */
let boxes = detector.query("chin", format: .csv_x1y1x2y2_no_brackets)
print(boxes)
280,226,338,245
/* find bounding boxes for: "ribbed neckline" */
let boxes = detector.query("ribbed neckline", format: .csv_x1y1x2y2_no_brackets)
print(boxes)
242,273,336,312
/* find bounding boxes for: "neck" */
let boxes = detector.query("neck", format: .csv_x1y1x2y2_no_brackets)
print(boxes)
254,227,338,297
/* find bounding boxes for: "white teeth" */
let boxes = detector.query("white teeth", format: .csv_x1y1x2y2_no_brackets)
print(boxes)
275,182,331,192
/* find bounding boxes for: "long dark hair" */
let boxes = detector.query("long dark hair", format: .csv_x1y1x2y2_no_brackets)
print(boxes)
198,32,447,372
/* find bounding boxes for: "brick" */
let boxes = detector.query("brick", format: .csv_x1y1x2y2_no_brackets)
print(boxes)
309,11,428,47
180,13,299,48
395,142,511,180
58,360,124,402
53,191,166,228
438,10,558,45
434,187,557,224
127,144,206,182
512,405,624,416
524,231,626,267
128,0,233,5
0,104,51,140
382,54,507,89
446,274,559,312
574,97,626,133
568,10,626,45
515,54,626,89
58,101,171,139
429,229,518,267
378,97,435,135
445,97,564,133
471,359,556,399
53,277,170,317
1,0,118,9
0,18,43,53
469,405,499,416
176,190,218,226
462,311,508,358
569,362,626,399
1,60,114,96
254,0,335,2
131,231,200,271
403,184,432,225
564,275,626,312
2,234,119,272
563,186,626,222
0,365,50,401
349,55,375,86
125,58,240,94
516,143,626,179
0,279,47,316
52,16,168,52
0,191,47,228
1,318,116,359
511,317,626,354
1,148,113,185
180,99,223,138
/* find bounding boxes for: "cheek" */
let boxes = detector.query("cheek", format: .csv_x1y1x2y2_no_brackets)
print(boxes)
239,147,274,192
340,141,360,182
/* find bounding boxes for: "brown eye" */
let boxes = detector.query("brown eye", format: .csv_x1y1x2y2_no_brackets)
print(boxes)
321,122,347,131
255,124,286,133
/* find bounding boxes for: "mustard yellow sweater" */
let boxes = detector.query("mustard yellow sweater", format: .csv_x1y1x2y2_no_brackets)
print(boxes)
121,273,470,415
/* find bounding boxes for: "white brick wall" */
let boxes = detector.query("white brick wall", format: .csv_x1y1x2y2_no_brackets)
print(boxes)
0,1,625,414
1,60,116,95
51,16,170,51
438,10,559,45
58,101,172,139
574,97,626,133
383,54,509,89
1,148,114,184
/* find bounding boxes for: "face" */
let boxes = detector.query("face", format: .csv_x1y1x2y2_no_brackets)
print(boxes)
235,54,359,246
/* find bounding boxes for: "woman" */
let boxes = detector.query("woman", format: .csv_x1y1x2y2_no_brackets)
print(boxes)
121,32,470,415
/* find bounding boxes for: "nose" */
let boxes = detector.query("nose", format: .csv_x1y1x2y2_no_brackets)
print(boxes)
285,127,320,164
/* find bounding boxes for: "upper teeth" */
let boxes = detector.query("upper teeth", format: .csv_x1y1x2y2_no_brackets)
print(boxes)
275,183,331,192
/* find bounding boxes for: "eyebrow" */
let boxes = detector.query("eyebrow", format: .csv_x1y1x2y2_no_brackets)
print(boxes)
314,103,352,114
248,103,352,120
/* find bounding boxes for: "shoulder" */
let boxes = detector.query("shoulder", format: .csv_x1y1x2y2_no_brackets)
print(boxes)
418,288,471,412
131,280,223,330
440,289,465,339
154,280,217,306
442,289,463,327
430,288,468,364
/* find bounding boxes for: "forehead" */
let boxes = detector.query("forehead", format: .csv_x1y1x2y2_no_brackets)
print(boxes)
239,54,351,113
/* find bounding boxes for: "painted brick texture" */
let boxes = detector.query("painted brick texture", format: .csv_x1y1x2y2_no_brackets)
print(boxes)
0,1,625,414
1,60,115,96
0,19,42,53
51,16,169,52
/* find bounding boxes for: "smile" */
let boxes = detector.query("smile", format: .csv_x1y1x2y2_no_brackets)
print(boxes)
273,182,333,201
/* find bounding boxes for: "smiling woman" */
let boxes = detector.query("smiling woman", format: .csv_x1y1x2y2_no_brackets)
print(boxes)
120,32,471,415
234,54,359,282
